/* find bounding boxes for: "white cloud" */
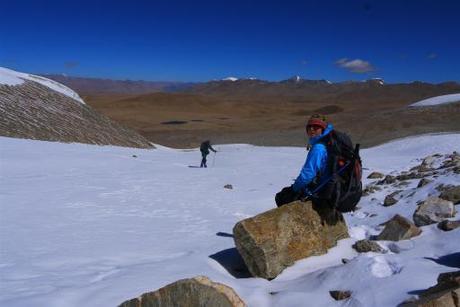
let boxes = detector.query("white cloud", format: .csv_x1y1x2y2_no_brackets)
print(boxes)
336,58,375,73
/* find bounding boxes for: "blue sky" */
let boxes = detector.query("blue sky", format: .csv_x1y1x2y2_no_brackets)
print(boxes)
1,0,459,83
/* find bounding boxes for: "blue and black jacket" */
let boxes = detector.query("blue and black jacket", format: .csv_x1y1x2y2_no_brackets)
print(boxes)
292,124,333,193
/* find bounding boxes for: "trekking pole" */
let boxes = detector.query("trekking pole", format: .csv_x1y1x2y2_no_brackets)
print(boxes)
302,161,351,201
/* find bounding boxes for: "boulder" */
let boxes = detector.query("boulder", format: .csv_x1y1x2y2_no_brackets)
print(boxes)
224,184,234,190
439,185,460,204
352,239,384,253
233,201,349,279
438,220,460,231
376,214,421,241
367,172,384,179
400,271,460,307
118,276,246,307
413,197,455,226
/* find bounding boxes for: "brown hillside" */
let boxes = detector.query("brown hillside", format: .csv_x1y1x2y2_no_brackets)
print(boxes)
83,81,460,148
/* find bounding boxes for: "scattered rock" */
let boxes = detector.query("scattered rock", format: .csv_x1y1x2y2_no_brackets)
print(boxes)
363,185,381,196
399,271,460,307
437,219,460,231
233,201,349,279
439,185,460,204
341,258,350,264
440,152,460,169
396,172,422,181
376,214,421,241
132,155,137,158
417,178,432,188
329,290,352,301
377,175,396,185
224,184,233,190
395,181,410,187
367,172,384,179
352,239,385,253
383,191,402,207
413,197,455,226
118,276,246,307
369,213,378,218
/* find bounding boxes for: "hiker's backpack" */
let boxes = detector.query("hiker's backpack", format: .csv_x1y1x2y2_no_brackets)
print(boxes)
317,130,363,212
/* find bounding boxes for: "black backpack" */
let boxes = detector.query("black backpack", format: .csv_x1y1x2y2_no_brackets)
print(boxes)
315,130,363,212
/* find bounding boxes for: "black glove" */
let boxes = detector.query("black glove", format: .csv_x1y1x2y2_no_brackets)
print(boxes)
275,186,303,207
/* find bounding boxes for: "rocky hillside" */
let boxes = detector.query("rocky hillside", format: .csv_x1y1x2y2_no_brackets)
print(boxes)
0,67,153,148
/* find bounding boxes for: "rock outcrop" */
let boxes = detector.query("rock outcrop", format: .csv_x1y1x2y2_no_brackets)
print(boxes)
233,201,349,279
118,276,246,307
376,214,421,241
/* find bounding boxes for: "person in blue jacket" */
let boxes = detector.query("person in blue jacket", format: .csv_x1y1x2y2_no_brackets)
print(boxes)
275,114,332,207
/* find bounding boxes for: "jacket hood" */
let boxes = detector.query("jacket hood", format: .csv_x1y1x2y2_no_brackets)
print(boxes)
309,123,334,145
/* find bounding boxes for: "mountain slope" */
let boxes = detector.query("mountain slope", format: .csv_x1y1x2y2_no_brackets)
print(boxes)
0,67,153,148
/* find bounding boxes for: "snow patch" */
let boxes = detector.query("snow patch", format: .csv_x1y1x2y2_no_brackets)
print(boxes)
409,93,460,107
222,77,238,81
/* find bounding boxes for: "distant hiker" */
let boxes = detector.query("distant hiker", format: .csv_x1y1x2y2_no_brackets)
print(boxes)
275,114,362,222
200,140,217,168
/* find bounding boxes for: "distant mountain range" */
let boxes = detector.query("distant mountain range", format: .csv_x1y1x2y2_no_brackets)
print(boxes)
42,74,196,94
43,74,459,97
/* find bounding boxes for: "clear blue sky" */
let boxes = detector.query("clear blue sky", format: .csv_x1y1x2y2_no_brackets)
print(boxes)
1,0,459,83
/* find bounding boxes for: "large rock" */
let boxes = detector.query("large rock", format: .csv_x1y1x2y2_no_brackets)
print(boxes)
118,276,246,307
376,214,421,241
233,201,349,279
400,271,460,307
413,197,456,226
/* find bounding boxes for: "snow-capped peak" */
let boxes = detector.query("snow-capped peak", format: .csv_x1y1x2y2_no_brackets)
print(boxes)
222,77,238,82
371,77,385,85
0,67,85,104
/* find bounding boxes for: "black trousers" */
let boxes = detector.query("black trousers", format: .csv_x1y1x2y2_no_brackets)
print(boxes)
200,153,208,167
275,186,343,225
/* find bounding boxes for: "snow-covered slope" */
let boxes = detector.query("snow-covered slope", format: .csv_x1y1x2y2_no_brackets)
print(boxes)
0,67,84,104
409,93,460,107
0,134,459,307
